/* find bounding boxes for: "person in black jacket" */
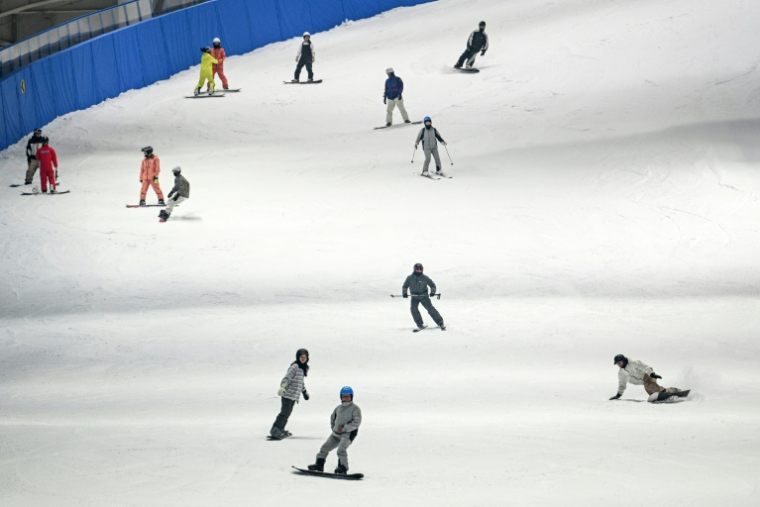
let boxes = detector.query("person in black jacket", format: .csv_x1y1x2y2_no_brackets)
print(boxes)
293,32,316,82
454,21,489,69
402,263,445,330
25,128,45,185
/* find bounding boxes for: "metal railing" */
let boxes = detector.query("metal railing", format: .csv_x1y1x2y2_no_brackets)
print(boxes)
0,0,208,78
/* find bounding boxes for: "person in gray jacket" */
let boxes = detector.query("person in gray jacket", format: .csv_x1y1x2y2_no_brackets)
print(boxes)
158,167,190,221
270,348,310,439
308,386,362,474
402,263,445,330
415,116,447,175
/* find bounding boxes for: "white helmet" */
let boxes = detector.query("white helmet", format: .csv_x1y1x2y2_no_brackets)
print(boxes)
303,32,310,37
386,67,394,74
213,37,221,44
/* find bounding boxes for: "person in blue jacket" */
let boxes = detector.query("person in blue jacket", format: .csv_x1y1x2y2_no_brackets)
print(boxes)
383,67,411,127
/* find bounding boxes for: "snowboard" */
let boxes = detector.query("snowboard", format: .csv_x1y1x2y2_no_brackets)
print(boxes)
454,67,480,73
126,204,170,208
206,88,241,92
654,389,690,402
374,120,423,130
21,190,70,195
9,183,23,187
413,325,446,333
292,466,364,480
184,94,225,99
284,79,323,84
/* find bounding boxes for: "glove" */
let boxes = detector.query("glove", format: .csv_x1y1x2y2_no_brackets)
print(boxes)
609,393,621,400
173,194,179,201
430,292,435,297
383,97,387,104
443,142,448,146
403,294,408,299
153,176,159,183
140,180,142,183
168,191,175,199
398,93,402,100
414,143,419,149
277,383,287,397
650,373,662,379
302,389,309,401
481,50,486,56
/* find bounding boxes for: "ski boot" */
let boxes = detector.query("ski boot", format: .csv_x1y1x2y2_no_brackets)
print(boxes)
307,78,314,82
139,199,146,206
158,199,165,205
291,79,299,83
223,86,229,90
50,188,56,194
334,463,348,475
404,119,411,124
307,458,325,472
439,324,446,331
158,210,170,222
386,122,391,127
208,89,214,96
269,426,284,439
194,87,200,96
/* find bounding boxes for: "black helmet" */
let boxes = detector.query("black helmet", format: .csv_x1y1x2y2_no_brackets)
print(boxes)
479,21,486,27
296,348,309,362
42,136,50,145
141,146,153,156
201,46,210,53
172,166,181,175
413,263,423,272
613,354,628,366
34,128,42,135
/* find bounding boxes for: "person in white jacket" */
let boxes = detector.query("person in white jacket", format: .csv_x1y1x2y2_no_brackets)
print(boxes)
270,348,310,439
610,354,681,402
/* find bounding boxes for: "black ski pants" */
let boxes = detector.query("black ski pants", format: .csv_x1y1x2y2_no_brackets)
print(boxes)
456,48,479,68
410,295,444,327
295,60,313,81
273,397,296,431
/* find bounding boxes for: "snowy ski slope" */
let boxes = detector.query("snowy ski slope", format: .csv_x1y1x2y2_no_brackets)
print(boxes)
1,0,760,505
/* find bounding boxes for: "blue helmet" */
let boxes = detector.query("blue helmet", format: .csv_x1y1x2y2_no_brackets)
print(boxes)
424,116,431,123
340,386,354,397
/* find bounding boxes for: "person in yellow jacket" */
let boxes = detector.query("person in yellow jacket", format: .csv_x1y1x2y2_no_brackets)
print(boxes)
194,47,218,96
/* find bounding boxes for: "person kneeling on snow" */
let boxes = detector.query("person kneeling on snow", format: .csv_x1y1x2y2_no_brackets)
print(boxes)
610,354,682,402
159,167,189,221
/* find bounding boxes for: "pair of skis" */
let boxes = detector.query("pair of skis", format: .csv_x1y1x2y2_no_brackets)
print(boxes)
420,172,453,180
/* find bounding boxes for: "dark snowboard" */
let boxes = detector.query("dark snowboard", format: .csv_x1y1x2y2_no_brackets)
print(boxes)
374,120,423,130
9,184,23,187
454,67,480,73
126,204,170,208
654,389,691,402
284,80,323,84
292,466,363,480
184,94,225,99
413,325,446,333
21,190,70,195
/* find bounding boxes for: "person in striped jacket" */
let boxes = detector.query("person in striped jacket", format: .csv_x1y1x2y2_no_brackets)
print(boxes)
270,348,310,439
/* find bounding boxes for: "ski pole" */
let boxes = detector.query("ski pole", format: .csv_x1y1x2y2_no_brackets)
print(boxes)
411,145,417,163
443,144,454,165
390,294,441,300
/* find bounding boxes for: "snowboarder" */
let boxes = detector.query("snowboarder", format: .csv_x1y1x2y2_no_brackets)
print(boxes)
383,67,411,127
24,128,45,185
158,166,189,221
415,117,447,176
610,354,683,402
138,146,164,206
206,37,229,91
194,47,218,96
269,348,310,439
454,21,489,69
35,137,58,193
402,263,445,330
307,386,362,475
293,32,315,82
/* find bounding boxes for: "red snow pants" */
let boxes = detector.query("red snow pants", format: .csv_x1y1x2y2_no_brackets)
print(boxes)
40,166,56,192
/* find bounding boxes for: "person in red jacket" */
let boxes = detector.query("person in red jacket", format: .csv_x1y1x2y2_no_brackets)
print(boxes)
139,146,164,205
207,37,229,91
35,137,58,193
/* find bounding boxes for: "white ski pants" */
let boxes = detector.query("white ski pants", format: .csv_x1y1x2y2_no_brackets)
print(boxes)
165,195,186,215
386,98,410,124
423,147,442,173
317,433,353,469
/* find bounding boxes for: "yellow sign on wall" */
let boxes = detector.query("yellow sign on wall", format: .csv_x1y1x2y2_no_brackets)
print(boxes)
21,79,26,94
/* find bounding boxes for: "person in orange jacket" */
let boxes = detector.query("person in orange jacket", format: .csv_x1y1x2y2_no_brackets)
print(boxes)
36,137,58,193
139,146,164,205
206,37,229,91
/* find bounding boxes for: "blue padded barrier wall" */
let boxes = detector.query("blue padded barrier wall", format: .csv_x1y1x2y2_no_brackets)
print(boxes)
1,0,436,152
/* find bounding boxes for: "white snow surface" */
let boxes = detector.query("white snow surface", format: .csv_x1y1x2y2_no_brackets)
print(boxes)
2,0,760,504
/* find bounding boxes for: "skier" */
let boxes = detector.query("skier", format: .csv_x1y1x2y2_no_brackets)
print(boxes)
308,386,362,475
414,117,447,176
610,354,683,402
35,137,58,193
138,146,164,206
293,32,315,82
269,348,310,439
402,263,445,330
24,128,45,185
454,21,489,69
383,67,410,127
206,37,229,91
194,47,218,96
158,166,189,222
